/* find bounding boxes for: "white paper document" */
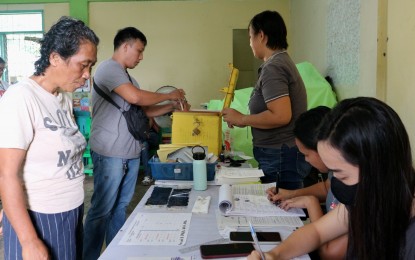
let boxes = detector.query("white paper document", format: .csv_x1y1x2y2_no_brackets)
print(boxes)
119,213,192,246
217,168,264,178
215,168,264,185
216,211,304,229
218,183,305,217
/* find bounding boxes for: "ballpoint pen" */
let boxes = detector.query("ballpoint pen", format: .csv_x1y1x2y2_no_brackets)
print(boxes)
249,221,265,260
170,192,190,197
275,173,281,205
276,173,279,194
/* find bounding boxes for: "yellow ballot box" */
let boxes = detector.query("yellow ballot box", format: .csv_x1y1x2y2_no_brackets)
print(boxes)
171,64,238,156
171,111,222,156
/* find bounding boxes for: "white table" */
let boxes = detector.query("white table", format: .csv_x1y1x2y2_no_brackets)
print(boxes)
99,185,310,259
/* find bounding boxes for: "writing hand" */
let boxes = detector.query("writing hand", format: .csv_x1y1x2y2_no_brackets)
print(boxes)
268,189,295,203
266,187,277,196
247,250,272,260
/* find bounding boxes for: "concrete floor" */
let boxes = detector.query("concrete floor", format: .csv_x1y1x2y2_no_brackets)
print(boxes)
0,173,151,258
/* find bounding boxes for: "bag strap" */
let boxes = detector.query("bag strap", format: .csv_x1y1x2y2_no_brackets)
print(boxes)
93,70,143,112
93,79,124,112
126,70,133,83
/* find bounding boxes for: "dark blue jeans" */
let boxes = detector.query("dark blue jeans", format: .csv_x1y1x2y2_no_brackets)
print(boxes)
253,144,311,189
83,151,140,260
140,130,160,177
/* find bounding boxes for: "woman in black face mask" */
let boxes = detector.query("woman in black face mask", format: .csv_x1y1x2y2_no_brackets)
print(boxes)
248,97,415,260
267,106,348,260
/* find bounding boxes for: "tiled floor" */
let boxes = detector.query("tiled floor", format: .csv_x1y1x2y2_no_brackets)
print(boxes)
0,173,151,258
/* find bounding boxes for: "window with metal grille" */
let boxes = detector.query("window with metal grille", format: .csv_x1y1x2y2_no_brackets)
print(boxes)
0,11,43,84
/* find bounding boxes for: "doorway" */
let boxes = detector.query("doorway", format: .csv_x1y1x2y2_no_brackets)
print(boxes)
232,29,262,89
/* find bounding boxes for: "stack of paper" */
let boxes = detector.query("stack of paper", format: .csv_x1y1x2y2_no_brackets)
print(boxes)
157,143,200,162
156,144,218,163
218,183,305,217
215,167,264,185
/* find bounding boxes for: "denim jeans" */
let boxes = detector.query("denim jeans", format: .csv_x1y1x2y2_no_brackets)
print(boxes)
140,130,160,177
140,141,151,176
83,151,140,260
253,144,311,189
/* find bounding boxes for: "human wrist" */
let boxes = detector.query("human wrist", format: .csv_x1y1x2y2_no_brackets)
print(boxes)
306,196,319,206
167,92,175,101
288,190,297,199
268,249,281,259
240,115,248,126
20,233,40,247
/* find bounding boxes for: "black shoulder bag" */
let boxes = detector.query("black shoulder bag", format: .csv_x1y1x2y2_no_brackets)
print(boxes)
93,77,150,141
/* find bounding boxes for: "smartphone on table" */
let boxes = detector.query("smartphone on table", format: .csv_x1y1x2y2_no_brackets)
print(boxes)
230,231,282,244
200,242,255,259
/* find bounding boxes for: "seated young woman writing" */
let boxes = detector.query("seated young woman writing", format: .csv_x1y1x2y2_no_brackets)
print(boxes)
249,97,415,259
267,106,347,260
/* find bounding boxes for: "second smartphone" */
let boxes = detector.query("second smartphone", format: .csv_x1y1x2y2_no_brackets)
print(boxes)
230,231,282,243
200,243,255,259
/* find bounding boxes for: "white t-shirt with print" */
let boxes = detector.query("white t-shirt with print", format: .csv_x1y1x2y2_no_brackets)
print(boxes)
0,78,86,214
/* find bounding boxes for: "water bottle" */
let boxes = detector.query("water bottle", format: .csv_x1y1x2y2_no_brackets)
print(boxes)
192,145,207,191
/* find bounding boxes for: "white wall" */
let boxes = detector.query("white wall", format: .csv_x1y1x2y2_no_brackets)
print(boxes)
291,0,415,161
359,0,378,98
387,0,415,158
89,0,289,108
1,1,288,108
290,0,378,100
290,0,328,74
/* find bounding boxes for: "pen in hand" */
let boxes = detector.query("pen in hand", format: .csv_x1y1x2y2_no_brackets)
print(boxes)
249,221,265,260
274,173,281,206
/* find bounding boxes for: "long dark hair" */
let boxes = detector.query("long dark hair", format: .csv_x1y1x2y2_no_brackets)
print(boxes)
34,16,99,76
249,10,288,50
318,97,415,259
